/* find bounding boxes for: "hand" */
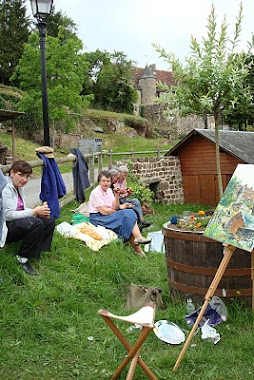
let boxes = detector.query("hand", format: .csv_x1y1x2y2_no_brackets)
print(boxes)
120,203,133,209
113,187,121,195
125,203,134,209
34,202,51,218
126,187,133,195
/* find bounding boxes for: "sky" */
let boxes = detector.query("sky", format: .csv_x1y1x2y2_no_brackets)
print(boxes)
26,0,254,70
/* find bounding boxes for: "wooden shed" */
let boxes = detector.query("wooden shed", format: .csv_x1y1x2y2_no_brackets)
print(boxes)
165,129,254,207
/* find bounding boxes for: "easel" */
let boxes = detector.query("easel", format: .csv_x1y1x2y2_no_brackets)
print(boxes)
173,244,236,372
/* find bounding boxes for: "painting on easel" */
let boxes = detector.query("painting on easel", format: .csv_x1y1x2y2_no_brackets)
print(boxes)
204,164,254,252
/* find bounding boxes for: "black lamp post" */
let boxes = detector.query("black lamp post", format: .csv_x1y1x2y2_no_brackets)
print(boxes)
30,0,53,146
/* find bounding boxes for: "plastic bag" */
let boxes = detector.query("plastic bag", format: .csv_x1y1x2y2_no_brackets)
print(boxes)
185,296,227,327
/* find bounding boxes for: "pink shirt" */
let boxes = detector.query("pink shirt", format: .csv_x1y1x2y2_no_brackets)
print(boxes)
89,185,115,213
114,178,128,198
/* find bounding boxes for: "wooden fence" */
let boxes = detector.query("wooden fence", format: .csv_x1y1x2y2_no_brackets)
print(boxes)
0,149,168,207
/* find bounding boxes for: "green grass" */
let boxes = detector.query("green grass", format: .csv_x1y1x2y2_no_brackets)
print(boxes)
0,202,253,380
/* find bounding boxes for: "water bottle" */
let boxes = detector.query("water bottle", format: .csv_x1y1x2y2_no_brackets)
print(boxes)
186,298,195,314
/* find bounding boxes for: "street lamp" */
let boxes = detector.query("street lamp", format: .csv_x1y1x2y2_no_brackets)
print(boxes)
30,0,53,146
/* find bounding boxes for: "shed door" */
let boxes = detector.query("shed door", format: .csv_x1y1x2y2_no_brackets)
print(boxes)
183,174,230,207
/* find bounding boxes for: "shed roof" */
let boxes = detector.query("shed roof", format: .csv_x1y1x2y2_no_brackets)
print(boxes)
0,109,25,122
165,129,254,164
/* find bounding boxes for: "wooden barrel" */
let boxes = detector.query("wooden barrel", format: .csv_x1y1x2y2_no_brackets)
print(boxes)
163,224,252,305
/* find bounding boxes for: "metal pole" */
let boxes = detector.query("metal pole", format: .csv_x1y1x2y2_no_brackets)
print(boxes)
38,21,50,146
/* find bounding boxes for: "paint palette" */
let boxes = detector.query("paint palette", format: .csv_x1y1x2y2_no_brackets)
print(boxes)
153,320,185,345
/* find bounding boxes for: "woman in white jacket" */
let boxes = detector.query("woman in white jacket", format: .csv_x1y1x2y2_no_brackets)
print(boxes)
2,161,55,275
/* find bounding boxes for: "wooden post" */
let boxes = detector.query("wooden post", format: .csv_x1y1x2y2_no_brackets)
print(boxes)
130,148,134,158
98,152,103,174
251,250,254,312
108,149,112,169
157,149,160,158
89,150,95,185
11,119,15,163
173,244,235,372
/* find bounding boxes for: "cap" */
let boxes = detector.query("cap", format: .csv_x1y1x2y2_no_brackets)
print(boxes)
35,146,54,158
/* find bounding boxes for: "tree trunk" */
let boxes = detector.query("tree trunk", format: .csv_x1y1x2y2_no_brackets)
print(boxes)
214,114,223,199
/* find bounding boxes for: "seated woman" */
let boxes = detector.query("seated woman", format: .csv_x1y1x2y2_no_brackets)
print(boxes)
1,161,55,275
88,170,151,257
113,165,150,228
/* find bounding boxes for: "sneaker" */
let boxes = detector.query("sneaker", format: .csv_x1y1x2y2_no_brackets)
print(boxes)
141,221,151,228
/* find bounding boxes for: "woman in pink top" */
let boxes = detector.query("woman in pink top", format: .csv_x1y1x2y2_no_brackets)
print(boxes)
89,170,151,257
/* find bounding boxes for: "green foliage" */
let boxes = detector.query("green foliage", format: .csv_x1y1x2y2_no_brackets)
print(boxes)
82,50,138,114
0,0,30,85
131,183,154,203
46,6,78,41
84,108,151,136
224,54,254,129
154,3,253,128
126,162,154,203
0,84,23,109
12,28,92,135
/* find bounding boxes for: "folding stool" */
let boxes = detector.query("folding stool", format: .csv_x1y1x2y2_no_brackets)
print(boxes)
98,302,158,380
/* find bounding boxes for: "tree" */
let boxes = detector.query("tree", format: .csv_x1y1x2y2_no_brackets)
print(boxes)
0,0,30,85
224,54,254,130
46,6,78,41
154,3,253,198
82,50,138,113
11,27,92,136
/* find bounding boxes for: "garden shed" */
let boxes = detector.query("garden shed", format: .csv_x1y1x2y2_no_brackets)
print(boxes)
165,129,254,207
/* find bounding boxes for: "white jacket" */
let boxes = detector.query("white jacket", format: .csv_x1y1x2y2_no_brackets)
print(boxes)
0,176,34,247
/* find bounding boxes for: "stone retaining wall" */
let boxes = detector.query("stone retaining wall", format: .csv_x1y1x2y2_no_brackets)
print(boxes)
123,156,184,204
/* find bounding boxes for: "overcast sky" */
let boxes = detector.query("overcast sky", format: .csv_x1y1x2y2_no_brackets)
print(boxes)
27,0,253,70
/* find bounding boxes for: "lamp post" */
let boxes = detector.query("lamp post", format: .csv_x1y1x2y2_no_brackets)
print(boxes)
30,0,53,146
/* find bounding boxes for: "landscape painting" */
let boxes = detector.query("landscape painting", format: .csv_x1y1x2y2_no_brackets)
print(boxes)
204,164,254,252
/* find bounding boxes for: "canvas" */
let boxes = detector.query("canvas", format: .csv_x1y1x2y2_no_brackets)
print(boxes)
204,164,254,252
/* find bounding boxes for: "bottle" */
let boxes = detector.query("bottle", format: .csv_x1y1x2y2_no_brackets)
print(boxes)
186,298,195,314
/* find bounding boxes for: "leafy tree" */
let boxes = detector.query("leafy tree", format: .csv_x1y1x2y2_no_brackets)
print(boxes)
82,50,138,113
154,3,253,198
224,54,254,130
11,27,92,135
46,6,78,41
0,0,30,85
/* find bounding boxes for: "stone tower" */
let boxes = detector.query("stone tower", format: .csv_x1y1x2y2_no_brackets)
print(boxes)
138,65,156,105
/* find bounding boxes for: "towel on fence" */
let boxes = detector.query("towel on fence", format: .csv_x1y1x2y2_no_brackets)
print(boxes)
36,153,66,219
70,148,90,203
56,221,117,251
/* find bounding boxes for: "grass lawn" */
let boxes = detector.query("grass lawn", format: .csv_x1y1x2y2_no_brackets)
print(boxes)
0,202,253,380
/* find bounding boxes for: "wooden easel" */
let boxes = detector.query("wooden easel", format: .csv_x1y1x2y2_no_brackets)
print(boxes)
173,244,236,372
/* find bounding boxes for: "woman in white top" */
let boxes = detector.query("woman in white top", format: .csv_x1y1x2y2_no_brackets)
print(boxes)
2,160,55,275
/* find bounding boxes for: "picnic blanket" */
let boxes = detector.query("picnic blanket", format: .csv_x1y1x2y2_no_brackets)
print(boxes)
56,221,117,251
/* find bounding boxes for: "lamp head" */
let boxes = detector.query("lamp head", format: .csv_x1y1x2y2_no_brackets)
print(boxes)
30,0,53,21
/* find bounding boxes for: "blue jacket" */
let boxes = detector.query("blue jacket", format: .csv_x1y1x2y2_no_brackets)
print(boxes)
37,153,66,219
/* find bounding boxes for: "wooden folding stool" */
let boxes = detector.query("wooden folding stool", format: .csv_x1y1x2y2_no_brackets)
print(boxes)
98,302,158,380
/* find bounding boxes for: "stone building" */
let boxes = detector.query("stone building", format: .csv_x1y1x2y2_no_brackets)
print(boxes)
133,64,217,134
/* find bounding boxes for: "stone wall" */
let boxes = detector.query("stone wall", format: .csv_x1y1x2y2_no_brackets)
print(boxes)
127,156,184,204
